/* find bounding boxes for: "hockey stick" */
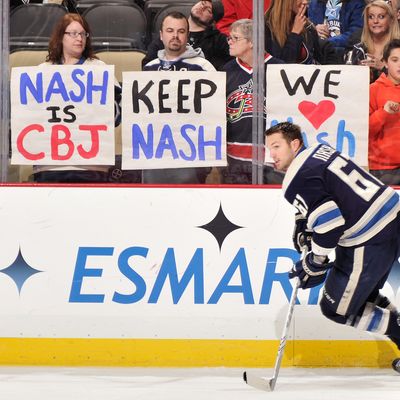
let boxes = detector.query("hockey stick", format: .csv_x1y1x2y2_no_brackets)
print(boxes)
243,275,301,392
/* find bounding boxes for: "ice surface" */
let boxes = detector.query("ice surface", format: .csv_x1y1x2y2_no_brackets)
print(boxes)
0,367,399,400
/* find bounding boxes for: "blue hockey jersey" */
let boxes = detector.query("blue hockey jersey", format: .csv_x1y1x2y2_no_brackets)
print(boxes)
283,144,400,255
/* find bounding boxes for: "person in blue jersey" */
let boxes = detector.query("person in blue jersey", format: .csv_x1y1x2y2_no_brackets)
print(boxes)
221,18,285,184
142,11,214,184
265,121,400,373
143,11,216,72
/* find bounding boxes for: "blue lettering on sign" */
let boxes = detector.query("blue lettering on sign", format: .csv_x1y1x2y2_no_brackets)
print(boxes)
69,246,114,303
86,70,108,105
148,248,204,304
208,248,254,304
69,246,323,305
112,246,148,304
45,72,69,102
69,69,86,102
270,118,355,157
155,125,179,159
131,123,222,162
18,69,109,105
20,72,44,104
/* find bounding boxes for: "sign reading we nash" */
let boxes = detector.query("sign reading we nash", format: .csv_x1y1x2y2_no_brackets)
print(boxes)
266,65,369,167
121,71,227,170
10,65,115,165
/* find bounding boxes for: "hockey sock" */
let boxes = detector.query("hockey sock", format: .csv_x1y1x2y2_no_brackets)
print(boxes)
384,312,400,350
374,293,398,313
349,302,391,335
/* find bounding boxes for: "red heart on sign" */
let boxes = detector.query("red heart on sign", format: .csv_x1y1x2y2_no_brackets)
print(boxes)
298,100,335,129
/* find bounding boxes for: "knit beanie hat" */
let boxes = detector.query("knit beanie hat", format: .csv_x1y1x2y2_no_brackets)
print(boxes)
212,0,224,23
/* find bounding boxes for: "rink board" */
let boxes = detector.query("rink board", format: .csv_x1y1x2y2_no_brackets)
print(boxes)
0,185,398,367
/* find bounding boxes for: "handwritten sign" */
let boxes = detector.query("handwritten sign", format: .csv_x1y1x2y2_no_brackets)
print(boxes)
121,71,227,170
10,65,115,165
266,65,369,166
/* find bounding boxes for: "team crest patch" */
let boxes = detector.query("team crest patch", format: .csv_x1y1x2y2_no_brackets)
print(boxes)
226,79,254,123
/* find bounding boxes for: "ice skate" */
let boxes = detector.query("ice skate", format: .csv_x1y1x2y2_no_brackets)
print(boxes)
392,358,400,374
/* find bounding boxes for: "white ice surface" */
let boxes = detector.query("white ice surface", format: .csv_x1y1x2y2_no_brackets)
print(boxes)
0,367,399,400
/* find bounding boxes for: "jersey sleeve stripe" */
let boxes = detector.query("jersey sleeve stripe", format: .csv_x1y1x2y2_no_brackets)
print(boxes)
308,200,345,233
339,189,400,247
311,241,335,256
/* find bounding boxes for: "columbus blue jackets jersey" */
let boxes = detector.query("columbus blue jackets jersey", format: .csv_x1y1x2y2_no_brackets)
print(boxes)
222,55,283,161
283,144,400,255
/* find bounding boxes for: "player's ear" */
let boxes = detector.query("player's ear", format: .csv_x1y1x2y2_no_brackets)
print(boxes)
290,138,301,152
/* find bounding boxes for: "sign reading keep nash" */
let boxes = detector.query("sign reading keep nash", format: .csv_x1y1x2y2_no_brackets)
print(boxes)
10,65,115,165
121,71,227,170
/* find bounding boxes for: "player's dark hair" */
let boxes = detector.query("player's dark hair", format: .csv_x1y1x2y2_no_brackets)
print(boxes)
265,122,304,145
383,38,400,61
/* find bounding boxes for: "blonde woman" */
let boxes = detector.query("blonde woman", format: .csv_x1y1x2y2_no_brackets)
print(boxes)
345,0,400,82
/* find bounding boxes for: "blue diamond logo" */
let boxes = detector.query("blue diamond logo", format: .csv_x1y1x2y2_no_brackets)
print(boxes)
0,248,42,294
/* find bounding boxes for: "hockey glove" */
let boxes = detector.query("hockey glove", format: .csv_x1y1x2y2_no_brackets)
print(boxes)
288,252,333,289
292,213,312,253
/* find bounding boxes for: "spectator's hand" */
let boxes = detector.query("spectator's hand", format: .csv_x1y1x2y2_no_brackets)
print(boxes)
316,23,329,39
360,53,384,70
292,4,308,34
384,101,400,114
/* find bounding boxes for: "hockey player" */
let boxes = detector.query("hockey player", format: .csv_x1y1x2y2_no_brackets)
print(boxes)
265,121,400,373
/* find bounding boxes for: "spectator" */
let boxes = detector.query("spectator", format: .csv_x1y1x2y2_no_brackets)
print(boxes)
345,1,400,82
369,39,400,185
143,11,215,184
216,0,271,35
221,19,284,184
142,0,230,70
32,13,122,183
308,0,364,58
11,0,42,11
265,0,324,64
392,0,400,21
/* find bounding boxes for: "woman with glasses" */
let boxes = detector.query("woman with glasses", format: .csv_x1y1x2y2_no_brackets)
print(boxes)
33,13,123,183
265,0,324,64
221,19,284,184
345,1,400,82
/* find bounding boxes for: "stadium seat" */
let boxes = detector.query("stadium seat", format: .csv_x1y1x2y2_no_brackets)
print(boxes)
144,0,196,43
10,4,68,51
75,0,138,14
9,49,48,69
95,49,146,82
150,3,193,41
82,4,147,50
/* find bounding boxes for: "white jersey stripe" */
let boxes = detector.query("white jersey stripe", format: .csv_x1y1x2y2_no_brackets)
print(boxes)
337,246,364,316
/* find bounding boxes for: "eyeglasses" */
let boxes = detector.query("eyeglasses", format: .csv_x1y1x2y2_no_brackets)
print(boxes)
64,31,89,39
226,36,247,43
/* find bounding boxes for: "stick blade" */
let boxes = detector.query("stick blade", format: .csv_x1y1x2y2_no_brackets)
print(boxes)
243,371,274,392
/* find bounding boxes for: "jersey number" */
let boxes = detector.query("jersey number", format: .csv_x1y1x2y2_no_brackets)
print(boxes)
327,156,380,202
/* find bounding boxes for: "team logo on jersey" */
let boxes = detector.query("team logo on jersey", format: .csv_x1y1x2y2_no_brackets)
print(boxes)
226,79,261,123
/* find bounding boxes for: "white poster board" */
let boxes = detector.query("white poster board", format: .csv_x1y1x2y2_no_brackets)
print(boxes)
266,65,369,166
10,65,115,165
121,71,227,170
